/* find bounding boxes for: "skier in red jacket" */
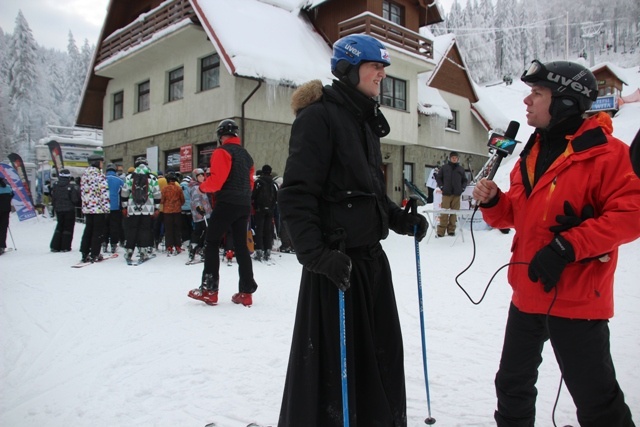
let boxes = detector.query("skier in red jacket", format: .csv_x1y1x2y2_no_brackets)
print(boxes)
187,119,258,307
473,60,640,426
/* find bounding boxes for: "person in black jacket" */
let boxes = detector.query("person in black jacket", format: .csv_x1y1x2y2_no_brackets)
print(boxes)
0,174,14,255
252,164,278,262
435,151,468,237
50,169,81,252
277,34,427,427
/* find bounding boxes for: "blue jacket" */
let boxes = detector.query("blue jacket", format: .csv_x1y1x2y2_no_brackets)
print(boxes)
106,171,124,211
180,180,191,211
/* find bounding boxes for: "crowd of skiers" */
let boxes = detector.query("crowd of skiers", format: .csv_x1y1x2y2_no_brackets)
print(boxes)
46,150,291,268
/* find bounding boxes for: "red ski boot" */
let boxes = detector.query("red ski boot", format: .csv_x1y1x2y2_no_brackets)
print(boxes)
188,288,218,305
231,292,252,307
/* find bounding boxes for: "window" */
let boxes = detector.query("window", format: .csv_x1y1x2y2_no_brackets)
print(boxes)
383,1,404,26
447,110,458,131
165,149,181,173
197,142,217,167
113,91,124,120
200,54,220,91
381,76,407,110
403,163,414,184
137,80,150,112
168,67,184,102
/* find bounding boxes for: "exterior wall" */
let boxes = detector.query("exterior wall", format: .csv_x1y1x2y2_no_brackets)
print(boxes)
95,20,486,204
437,91,489,156
380,50,424,146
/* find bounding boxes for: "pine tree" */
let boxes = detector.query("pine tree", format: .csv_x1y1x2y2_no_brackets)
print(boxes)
7,10,40,161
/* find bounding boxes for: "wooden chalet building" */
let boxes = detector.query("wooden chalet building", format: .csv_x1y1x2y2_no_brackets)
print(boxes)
77,0,498,203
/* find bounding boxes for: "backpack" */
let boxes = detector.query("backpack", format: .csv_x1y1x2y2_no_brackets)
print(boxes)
131,172,149,209
254,178,278,210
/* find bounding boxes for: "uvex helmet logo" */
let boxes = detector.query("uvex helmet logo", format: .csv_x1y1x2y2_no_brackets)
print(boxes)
380,48,390,62
344,43,361,58
546,71,593,98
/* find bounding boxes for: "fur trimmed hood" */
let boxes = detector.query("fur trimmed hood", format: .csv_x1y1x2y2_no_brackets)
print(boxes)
291,80,323,116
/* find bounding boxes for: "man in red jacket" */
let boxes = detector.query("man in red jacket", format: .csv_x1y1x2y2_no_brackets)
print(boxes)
473,60,640,426
187,119,258,307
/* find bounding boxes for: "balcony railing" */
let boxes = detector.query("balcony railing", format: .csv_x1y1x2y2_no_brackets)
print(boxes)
97,0,197,65
338,13,433,60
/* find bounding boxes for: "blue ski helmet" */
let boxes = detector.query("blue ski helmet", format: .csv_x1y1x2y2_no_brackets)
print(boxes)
331,34,391,86
521,60,597,123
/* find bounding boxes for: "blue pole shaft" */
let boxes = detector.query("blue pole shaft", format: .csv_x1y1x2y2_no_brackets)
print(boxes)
415,225,433,418
339,289,350,427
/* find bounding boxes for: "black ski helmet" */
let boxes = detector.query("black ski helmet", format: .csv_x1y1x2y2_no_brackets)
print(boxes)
521,60,598,123
134,156,148,167
216,119,239,142
331,34,391,87
166,171,177,182
87,154,104,167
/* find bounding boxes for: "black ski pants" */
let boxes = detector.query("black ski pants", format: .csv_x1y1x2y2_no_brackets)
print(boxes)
80,213,106,258
104,209,122,247
50,210,76,251
125,214,153,250
203,202,257,294
0,210,9,248
495,303,635,427
190,220,207,251
163,212,182,248
254,209,274,251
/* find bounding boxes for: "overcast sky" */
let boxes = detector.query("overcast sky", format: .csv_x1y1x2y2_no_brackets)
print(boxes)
0,0,108,51
0,0,458,52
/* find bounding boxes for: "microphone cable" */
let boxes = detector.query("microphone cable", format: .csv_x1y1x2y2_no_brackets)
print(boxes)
453,204,571,426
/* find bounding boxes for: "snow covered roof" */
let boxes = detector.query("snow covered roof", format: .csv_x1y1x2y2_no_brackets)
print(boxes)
591,62,629,86
191,0,333,86
417,73,452,119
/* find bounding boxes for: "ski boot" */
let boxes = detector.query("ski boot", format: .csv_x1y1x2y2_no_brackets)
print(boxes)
263,249,271,262
188,274,219,305
231,292,252,307
125,248,134,263
225,250,234,265
253,249,263,262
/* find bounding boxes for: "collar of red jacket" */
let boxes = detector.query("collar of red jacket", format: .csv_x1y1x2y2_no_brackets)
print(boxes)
222,136,241,146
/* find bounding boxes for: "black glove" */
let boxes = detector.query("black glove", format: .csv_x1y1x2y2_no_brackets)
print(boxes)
528,235,575,292
394,211,428,242
549,201,594,234
196,206,205,215
306,249,352,291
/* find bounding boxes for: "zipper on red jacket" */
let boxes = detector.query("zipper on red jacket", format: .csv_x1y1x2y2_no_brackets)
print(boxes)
542,176,557,222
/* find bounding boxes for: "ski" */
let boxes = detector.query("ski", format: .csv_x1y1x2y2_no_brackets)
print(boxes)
185,259,204,265
403,178,429,205
71,253,119,268
204,423,272,427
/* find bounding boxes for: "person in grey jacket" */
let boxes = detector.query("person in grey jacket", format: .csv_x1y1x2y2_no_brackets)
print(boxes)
435,151,468,237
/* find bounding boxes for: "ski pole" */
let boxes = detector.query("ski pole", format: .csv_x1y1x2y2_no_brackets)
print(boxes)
339,288,350,427
408,199,435,425
8,225,16,250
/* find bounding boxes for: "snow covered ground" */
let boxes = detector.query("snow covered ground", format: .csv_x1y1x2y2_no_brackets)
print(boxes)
1,207,639,426
2,67,640,426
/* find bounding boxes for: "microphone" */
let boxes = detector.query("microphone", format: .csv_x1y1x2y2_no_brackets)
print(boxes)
486,121,520,180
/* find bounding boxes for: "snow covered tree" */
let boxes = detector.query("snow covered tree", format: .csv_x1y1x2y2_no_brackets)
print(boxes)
7,10,40,161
